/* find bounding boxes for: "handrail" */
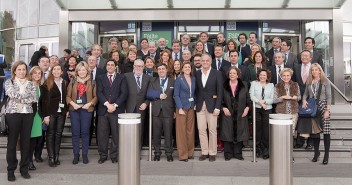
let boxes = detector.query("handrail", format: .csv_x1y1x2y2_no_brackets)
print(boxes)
148,102,152,161
327,78,352,103
252,101,257,163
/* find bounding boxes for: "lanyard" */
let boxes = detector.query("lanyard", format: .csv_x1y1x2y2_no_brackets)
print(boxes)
311,82,319,98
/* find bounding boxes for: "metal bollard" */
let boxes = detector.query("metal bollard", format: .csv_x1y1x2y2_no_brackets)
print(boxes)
269,114,293,185
118,113,141,185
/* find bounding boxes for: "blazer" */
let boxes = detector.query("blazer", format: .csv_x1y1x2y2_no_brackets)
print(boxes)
146,77,175,118
248,64,266,82
93,67,105,80
0,58,7,76
156,47,171,55
173,75,196,109
249,81,275,109
284,52,298,69
303,80,332,105
265,48,275,67
221,64,250,83
292,63,307,98
40,79,68,116
195,68,223,113
137,50,150,60
66,79,98,112
182,46,194,54
5,79,36,114
211,58,230,71
238,44,251,63
268,64,287,85
97,56,108,70
205,43,215,59
298,49,324,69
142,52,160,62
96,73,128,116
124,72,151,113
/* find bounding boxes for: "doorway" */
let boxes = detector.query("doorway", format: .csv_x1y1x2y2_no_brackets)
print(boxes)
262,33,301,55
99,34,136,55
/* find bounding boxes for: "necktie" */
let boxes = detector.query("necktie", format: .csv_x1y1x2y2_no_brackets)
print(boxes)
302,64,308,84
109,75,113,86
136,76,141,92
274,49,278,53
91,71,94,80
217,59,221,70
285,53,288,64
175,53,178,60
44,72,47,80
278,65,282,83
150,54,154,59
97,57,100,67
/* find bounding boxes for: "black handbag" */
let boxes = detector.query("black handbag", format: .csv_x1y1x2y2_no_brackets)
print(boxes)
298,82,322,118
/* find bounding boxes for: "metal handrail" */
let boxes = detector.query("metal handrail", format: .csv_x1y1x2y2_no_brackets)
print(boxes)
252,101,257,163
327,78,352,103
148,102,152,161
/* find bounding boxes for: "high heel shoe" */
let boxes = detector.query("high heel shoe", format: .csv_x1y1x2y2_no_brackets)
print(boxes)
312,152,320,162
322,155,329,165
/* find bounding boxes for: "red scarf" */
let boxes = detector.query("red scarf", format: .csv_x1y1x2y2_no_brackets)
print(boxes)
77,82,86,98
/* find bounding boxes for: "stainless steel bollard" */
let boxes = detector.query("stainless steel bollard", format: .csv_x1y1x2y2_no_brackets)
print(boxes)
118,113,141,185
269,114,293,185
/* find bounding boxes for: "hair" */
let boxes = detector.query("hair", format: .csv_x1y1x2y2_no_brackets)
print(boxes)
193,40,206,55
29,66,43,83
172,39,181,47
229,49,239,56
193,53,202,59
256,68,271,83
199,32,209,38
304,37,315,45
69,56,77,64
274,52,285,58
159,49,173,72
86,50,92,55
180,61,194,76
140,38,149,43
127,49,137,63
251,43,261,55
300,49,312,58
75,61,90,79
306,63,328,84
91,44,101,50
238,33,248,41
45,64,63,91
144,56,155,65
39,56,50,62
226,39,238,51
214,45,224,51
50,55,59,60
129,43,138,49
171,59,182,78
253,51,267,66
109,50,120,62
107,59,117,66
226,66,241,79
280,68,293,76
281,39,292,48
109,37,119,44
11,61,28,80
273,37,281,44
249,32,258,39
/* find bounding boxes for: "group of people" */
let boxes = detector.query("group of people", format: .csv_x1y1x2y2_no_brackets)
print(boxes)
5,32,331,182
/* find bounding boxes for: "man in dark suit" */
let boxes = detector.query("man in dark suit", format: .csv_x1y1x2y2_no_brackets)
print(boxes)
156,37,170,55
125,59,151,149
96,59,128,164
142,42,160,62
181,34,194,54
249,32,265,52
281,40,298,69
222,50,250,82
102,37,119,59
265,37,281,66
216,33,226,50
195,53,223,162
199,32,215,59
237,33,251,64
298,37,324,69
146,63,175,162
87,55,105,145
211,45,230,71
92,44,108,70
29,46,48,67
268,52,286,86
293,50,313,149
171,39,182,62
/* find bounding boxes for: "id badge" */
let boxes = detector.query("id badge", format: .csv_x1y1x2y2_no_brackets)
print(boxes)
59,103,65,108
76,99,83,104
188,97,194,102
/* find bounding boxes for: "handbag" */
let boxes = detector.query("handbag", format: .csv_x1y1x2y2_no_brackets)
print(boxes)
0,96,9,136
298,82,322,118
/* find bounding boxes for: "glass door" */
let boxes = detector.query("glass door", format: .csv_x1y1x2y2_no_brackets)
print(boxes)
99,34,136,54
262,33,301,55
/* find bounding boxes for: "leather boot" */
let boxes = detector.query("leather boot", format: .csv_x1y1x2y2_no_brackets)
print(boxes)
72,154,79,165
54,155,60,165
48,157,56,167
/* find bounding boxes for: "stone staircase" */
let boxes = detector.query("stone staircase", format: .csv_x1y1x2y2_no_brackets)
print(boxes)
1,105,351,158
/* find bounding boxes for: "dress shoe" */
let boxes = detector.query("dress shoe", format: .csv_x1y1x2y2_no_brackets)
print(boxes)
180,159,188,162
8,172,15,182
234,156,244,161
225,156,231,161
154,155,160,161
188,156,194,160
312,152,320,162
21,173,31,179
167,156,174,162
83,155,89,164
198,155,209,161
209,155,216,162
35,157,43,163
111,158,118,163
322,154,329,165
263,155,269,160
54,156,60,165
72,155,80,165
305,144,313,150
28,162,36,170
48,158,56,167
293,144,303,149
98,158,107,164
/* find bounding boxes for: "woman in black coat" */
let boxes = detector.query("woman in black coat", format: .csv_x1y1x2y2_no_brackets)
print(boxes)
221,66,251,161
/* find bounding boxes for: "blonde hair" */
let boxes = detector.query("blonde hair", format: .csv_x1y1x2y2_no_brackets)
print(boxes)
29,66,43,83
280,68,293,76
306,63,328,84
75,61,90,79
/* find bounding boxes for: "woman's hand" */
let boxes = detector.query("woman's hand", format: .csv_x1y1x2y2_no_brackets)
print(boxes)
43,116,50,125
323,110,330,119
179,108,185,115
72,103,82,110
223,108,231,117
82,103,91,110
242,107,249,117
302,100,308,109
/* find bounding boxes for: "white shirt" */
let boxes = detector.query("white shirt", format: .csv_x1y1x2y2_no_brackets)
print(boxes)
201,68,211,88
159,77,168,93
216,58,223,70
182,46,189,51
172,52,181,60
204,43,209,52
134,73,143,88
231,63,239,68
301,62,311,77
91,67,97,80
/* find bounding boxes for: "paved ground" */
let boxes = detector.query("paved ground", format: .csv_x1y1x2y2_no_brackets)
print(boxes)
1,153,352,185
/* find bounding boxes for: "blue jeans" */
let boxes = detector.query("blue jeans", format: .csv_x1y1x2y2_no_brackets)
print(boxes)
70,109,93,155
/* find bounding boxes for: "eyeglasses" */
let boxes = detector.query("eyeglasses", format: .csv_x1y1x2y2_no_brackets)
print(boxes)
134,65,144,68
